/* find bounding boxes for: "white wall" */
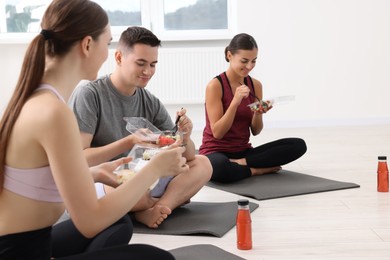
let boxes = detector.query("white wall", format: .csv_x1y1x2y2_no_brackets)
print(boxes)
0,44,27,113
237,0,390,127
1,0,390,132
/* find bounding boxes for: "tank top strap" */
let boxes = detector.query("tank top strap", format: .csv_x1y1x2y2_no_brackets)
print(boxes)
244,75,255,94
36,84,65,103
216,72,231,100
219,72,230,89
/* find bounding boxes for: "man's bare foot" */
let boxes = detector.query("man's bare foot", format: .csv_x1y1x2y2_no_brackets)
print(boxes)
251,166,281,176
134,205,172,228
180,199,191,207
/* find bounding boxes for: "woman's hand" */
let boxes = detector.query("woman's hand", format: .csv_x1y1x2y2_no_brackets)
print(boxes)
254,100,273,114
149,145,189,178
232,84,250,106
90,157,133,188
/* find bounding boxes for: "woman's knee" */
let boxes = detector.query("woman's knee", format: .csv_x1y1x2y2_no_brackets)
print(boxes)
294,138,307,156
195,154,213,181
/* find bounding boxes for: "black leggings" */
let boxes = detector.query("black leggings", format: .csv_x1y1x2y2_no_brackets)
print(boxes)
206,138,307,183
0,217,174,260
59,244,175,260
51,215,133,257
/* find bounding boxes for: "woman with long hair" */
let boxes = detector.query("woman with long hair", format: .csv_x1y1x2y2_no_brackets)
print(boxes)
0,0,186,259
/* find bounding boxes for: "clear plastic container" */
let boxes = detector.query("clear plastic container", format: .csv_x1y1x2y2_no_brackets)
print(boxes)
114,144,174,197
247,95,295,112
123,117,183,147
123,117,161,144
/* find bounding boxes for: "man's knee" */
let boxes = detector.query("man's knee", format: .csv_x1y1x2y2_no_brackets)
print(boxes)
193,154,213,181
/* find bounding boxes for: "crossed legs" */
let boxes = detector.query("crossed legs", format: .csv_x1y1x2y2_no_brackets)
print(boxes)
103,155,212,228
134,154,212,228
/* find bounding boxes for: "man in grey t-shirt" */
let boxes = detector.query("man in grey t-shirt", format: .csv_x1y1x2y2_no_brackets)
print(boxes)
69,26,212,228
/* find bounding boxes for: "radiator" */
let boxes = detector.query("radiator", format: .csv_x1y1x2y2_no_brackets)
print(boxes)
98,47,227,104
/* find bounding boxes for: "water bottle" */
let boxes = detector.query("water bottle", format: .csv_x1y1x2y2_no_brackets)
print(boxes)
377,156,389,192
236,199,252,250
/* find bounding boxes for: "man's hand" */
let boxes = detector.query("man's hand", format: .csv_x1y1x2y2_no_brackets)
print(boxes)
176,108,193,142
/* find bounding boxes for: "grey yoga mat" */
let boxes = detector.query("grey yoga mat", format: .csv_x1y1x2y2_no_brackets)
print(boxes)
206,169,360,200
132,201,258,237
169,244,246,260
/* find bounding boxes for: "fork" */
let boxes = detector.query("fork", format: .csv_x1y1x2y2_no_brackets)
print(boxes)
172,115,181,134
240,82,261,103
172,108,183,134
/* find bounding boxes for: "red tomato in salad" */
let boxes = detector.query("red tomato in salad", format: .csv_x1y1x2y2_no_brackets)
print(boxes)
158,135,176,146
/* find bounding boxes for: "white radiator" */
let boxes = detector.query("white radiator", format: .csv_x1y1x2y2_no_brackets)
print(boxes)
98,47,227,105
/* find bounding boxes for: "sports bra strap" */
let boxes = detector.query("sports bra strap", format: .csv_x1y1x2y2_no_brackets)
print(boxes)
35,84,65,103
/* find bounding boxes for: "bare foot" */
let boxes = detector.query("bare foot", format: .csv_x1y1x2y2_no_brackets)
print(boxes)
251,166,281,176
181,199,191,207
134,205,172,228
229,158,247,165
229,159,282,176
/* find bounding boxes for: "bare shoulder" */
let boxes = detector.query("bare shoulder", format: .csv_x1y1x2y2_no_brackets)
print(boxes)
37,97,75,129
6,94,80,166
22,94,79,144
205,78,222,96
247,77,262,99
206,77,221,90
251,77,263,89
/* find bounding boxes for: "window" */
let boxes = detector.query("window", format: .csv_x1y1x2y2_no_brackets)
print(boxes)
153,0,235,40
0,0,48,32
0,0,236,43
96,0,142,38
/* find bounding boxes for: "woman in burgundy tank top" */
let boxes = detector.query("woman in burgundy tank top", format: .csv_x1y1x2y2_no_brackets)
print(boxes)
199,33,307,183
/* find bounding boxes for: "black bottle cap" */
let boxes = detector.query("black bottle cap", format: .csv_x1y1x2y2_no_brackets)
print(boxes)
378,156,387,160
238,199,249,206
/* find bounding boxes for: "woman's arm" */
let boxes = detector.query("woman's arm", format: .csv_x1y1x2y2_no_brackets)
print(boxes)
81,131,140,167
250,79,265,135
205,79,250,139
42,104,187,238
205,79,234,139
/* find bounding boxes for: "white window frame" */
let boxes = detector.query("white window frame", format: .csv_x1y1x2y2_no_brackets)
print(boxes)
149,0,237,41
0,0,237,44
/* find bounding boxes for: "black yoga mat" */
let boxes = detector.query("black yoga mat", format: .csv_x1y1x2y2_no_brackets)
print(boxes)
206,169,360,200
132,201,258,237
169,244,246,260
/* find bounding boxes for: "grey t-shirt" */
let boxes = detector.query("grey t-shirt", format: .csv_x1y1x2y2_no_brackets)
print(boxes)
68,75,174,159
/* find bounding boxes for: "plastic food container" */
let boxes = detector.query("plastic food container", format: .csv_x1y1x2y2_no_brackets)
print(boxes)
114,144,173,197
123,117,182,147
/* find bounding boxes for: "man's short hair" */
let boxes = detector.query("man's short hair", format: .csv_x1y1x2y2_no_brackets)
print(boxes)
118,26,161,51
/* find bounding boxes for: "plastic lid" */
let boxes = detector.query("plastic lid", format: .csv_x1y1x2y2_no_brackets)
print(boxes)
378,156,387,160
237,199,249,206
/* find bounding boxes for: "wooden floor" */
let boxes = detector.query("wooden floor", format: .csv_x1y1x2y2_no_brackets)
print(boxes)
130,124,390,259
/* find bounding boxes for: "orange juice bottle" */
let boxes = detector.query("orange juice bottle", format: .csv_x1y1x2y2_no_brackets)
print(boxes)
377,156,389,192
236,199,252,250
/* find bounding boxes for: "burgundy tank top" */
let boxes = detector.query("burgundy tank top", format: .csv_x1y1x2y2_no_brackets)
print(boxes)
199,73,256,155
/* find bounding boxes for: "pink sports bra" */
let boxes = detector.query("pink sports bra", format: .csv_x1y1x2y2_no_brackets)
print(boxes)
3,84,64,203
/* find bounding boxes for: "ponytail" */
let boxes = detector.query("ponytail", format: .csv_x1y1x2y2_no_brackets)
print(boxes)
0,34,46,190
0,0,109,191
